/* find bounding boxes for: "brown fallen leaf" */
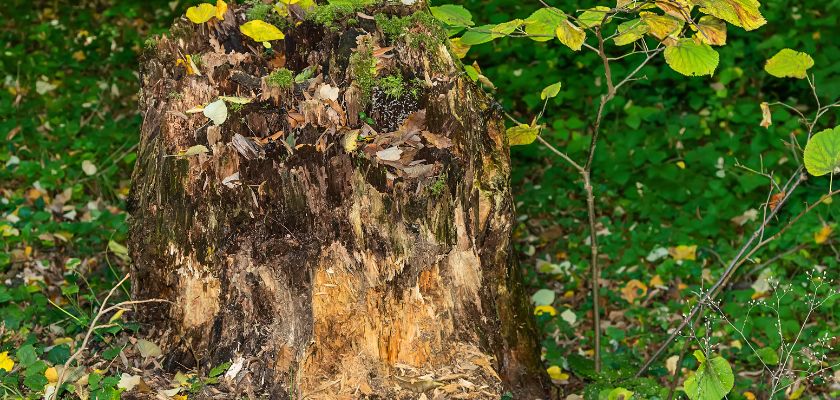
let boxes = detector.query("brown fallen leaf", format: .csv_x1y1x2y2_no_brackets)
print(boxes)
769,191,785,210
760,101,772,128
421,131,453,149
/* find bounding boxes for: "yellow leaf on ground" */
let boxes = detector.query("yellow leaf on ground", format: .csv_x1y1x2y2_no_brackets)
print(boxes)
815,225,832,244
0,351,14,372
621,279,648,303
53,337,73,346
669,245,697,261
546,365,569,381
186,3,216,24
649,275,664,288
744,392,756,400
788,385,806,399
45,367,58,383
534,305,557,316
216,0,228,20
240,20,286,44
109,309,126,323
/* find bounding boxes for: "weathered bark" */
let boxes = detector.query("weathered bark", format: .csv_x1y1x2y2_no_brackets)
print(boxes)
128,2,546,398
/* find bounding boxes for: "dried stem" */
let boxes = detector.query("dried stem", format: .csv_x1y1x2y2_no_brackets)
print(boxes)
51,274,168,399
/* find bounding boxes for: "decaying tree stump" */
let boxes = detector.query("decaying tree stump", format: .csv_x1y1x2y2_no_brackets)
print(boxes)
128,2,546,398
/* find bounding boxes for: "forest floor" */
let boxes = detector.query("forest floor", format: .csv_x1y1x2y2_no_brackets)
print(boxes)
2,1,839,399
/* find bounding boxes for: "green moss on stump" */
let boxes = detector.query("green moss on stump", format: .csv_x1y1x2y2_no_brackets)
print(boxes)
266,68,294,89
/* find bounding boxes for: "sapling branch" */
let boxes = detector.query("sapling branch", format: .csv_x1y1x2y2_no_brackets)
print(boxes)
635,172,805,377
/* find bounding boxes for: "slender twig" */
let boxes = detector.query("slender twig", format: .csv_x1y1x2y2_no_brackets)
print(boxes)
51,275,169,399
635,172,805,377
666,309,703,400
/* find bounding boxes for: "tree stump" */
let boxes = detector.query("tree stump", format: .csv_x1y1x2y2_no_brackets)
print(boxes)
128,2,546,398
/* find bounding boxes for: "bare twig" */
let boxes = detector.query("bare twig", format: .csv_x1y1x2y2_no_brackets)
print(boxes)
51,274,169,399
635,171,805,377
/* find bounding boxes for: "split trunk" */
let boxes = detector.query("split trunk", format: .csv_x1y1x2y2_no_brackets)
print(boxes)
128,2,546,398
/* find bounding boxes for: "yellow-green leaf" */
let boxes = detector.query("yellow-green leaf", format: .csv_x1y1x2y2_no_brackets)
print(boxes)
577,6,611,28
656,0,693,20
613,19,649,46
640,12,683,41
490,19,522,36
684,351,734,400
764,49,814,79
219,96,253,104
240,20,286,43
695,16,727,45
803,126,840,177
540,81,562,100
555,20,586,51
186,3,217,24
669,244,697,260
448,38,470,58
608,388,635,400
179,145,210,157
664,38,719,76
524,8,566,42
694,0,766,31
507,123,541,146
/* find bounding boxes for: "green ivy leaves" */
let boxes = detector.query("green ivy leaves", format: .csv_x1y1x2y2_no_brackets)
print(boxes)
684,351,734,400
664,39,720,76
765,49,814,79
804,127,840,177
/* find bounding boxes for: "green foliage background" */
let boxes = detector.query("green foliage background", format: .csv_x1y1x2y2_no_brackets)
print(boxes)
452,0,840,396
0,0,838,398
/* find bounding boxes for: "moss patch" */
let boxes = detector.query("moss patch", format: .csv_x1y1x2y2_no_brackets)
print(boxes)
376,74,405,98
266,68,294,89
374,11,447,51
348,42,376,104
245,0,289,28
308,0,375,30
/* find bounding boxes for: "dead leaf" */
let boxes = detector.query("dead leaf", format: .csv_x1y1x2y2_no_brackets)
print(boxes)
222,172,241,188
815,225,833,244
769,192,785,210
621,279,648,303
421,131,453,149
376,147,402,161
135,339,162,358
669,245,697,261
117,373,143,391
317,84,339,101
760,102,772,128
665,355,679,374
649,275,665,288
